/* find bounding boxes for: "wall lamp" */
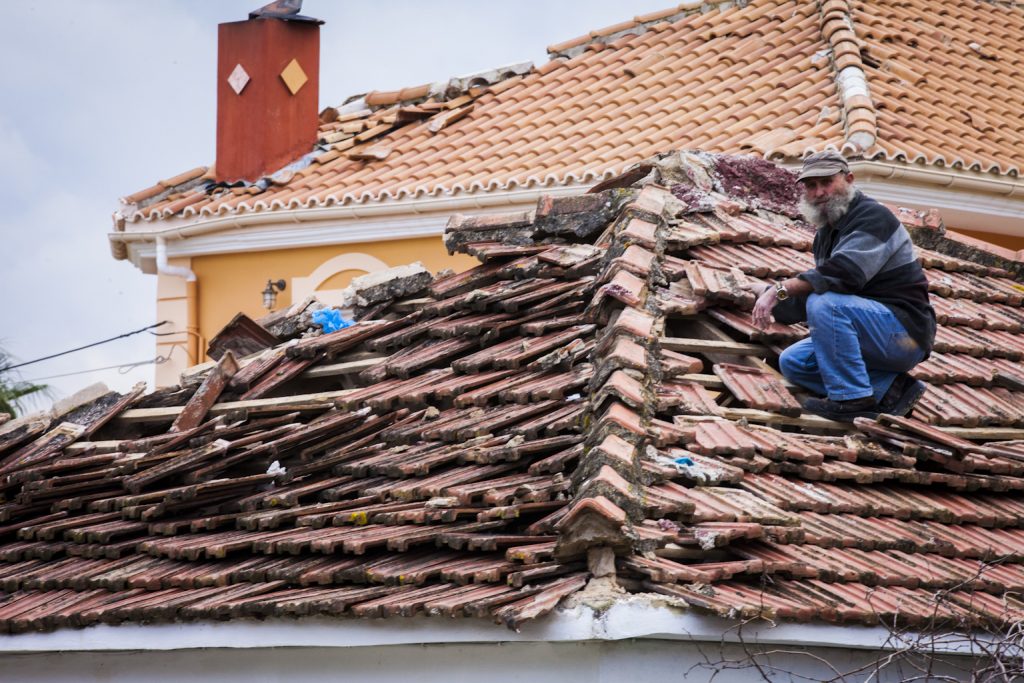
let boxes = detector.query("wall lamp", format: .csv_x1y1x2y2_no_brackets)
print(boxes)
262,279,287,311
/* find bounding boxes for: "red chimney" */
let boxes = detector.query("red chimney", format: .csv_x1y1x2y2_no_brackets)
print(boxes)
215,14,321,182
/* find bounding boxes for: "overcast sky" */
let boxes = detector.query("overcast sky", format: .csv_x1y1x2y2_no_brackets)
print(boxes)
1,0,673,410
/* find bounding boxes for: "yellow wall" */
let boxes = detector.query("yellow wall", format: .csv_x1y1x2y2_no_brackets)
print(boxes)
155,227,1021,386
155,258,199,386
952,228,1024,253
190,237,476,361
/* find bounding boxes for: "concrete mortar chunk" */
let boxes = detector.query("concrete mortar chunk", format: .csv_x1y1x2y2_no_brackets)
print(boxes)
342,263,434,308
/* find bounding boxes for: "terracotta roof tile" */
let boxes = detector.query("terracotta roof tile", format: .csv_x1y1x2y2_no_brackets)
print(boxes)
15,150,1024,636
121,0,1024,229
119,1,844,223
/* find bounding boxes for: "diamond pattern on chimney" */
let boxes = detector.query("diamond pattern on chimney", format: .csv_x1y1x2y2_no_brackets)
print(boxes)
280,58,308,95
227,64,250,95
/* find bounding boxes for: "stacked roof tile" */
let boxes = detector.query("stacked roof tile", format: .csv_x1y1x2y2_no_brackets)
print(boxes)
11,151,1024,635
116,0,1024,233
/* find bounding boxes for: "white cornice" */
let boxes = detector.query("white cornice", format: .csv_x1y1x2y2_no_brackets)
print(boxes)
849,160,1024,235
129,213,452,271
774,159,1024,237
115,184,590,274
859,179,1024,236
114,160,1024,275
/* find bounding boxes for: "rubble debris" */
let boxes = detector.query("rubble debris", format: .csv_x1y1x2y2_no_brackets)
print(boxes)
207,313,278,361
339,263,434,316
2,152,1023,639
259,297,327,339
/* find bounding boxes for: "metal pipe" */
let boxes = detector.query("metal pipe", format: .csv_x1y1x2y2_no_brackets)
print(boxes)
155,236,196,281
850,160,1024,197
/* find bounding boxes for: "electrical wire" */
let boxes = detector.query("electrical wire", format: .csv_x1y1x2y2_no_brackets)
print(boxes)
0,322,169,373
22,356,168,382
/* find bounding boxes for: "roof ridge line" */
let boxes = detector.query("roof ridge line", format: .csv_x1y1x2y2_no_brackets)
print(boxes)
817,0,878,153
545,1,738,60
358,61,534,110
552,185,692,566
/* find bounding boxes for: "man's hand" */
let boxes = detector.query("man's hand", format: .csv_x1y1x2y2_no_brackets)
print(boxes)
751,284,778,329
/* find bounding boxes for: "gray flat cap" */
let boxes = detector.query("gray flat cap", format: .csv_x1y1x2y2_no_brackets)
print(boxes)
797,150,851,181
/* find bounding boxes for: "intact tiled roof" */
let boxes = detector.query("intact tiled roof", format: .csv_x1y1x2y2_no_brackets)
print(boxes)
13,150,1024,635
117,0,1024,229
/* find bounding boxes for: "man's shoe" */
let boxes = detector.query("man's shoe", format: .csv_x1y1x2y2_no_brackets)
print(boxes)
878,374,927,417
802,396,880,422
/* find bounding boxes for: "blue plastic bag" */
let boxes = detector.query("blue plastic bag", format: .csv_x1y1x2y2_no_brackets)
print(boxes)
311,308,354,334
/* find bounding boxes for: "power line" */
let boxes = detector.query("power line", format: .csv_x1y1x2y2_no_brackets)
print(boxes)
0,322,170,373
23,356,168,382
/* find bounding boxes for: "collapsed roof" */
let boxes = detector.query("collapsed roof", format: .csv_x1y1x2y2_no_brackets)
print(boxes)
113,0,1024,243
9,151,1024,635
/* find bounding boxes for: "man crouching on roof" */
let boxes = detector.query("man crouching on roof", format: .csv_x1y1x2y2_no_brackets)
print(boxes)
751,150,936,422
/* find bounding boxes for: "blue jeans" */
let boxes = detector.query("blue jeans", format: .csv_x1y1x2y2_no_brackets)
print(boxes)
779,292,925,402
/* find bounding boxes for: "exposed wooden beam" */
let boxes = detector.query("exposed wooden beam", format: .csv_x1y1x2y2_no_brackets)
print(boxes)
391,297,433,313
679,318,777,374
717,407,1024,440
64,441,123,456
942,426,1024,441
302,357,384,379
117,388,354,424
679,373,799,391
661,338,767,356
717,407,848,430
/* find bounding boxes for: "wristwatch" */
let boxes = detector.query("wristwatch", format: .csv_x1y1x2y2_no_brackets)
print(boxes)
774,281,789,301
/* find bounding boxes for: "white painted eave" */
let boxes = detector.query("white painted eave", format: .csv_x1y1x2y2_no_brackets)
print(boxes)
0,599,982,656
843,160,1024,237
112,184,591,274
111,159,1024,275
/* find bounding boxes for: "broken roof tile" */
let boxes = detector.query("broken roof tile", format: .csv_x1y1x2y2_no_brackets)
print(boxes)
713,363,802,416
13,148,1024,639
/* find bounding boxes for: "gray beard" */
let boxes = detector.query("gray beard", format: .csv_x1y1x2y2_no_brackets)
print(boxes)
800,186,858,227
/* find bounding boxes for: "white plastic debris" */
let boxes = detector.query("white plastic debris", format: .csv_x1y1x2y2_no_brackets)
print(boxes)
425,496,459,508
693,529,722,552
266,460,287,476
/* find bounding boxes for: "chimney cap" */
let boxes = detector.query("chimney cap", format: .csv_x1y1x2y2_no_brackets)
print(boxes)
248,0,324,24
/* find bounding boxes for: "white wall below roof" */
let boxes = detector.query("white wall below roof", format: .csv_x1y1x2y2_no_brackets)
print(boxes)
856,177,1024,237
835,161,1024,238
0,601,989,681
1,638,978,683
0,601,905,653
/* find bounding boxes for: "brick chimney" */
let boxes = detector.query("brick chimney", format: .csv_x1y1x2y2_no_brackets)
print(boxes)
215,12,321,183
